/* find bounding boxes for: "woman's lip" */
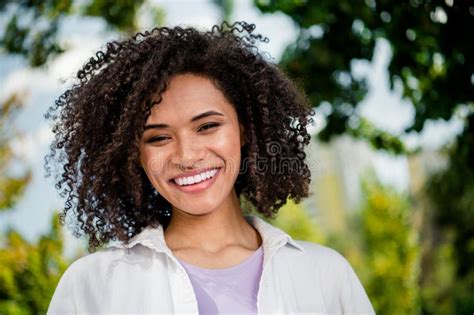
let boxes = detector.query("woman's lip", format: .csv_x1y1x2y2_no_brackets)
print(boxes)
169,167,221,182
169,168,221,194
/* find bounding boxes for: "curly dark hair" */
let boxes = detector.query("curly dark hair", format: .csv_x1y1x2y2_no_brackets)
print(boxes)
44,21,314,252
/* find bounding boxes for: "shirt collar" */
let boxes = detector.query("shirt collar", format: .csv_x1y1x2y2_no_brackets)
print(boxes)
109,214,304,253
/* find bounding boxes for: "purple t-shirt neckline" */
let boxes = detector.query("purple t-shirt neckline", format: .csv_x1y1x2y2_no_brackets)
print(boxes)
176,245,264,314
177,245,263,275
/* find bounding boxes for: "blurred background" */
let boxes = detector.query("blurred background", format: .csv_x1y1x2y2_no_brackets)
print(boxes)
0,0,473,314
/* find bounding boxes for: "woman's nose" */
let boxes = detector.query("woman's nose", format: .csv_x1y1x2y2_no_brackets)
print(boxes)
171,138,205,168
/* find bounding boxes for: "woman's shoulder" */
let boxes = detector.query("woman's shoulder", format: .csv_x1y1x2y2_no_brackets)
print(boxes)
292,240,349,262
62,246,128,275
286,240,355,274
294,240,343,255
284,240,375,314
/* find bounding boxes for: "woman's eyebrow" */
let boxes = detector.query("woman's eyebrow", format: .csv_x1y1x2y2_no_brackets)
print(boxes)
144,110,225,131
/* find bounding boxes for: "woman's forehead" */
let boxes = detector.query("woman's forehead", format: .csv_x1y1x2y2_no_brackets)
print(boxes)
147,74,236,122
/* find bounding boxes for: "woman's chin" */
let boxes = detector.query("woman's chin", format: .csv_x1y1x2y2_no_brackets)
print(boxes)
172,206,217,217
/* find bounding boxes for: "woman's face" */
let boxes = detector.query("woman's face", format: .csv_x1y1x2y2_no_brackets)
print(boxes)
139,73,245,216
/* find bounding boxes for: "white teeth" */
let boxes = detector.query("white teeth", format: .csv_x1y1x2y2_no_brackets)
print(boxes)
174,168,219,186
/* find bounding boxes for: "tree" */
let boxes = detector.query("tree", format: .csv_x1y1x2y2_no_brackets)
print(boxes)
0,91,73,315
254,0,473,150
0,94,31,210
0,0,163,67
267,198,326,244
424,114,474,314
358,174,420,315
254,1,473,313
0,213,72,314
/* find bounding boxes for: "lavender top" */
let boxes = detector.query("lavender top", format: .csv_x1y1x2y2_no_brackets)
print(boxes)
176,246,264,314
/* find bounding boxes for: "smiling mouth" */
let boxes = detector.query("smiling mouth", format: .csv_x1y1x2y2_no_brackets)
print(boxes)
168,167,222,194
170,167,221,186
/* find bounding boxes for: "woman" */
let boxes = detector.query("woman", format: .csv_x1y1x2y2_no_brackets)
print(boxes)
46,22,375,314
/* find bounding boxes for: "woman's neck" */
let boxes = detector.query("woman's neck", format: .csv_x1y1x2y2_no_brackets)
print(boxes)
163,194,262,253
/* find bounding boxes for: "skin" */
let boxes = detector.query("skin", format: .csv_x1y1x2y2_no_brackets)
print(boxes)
138,73,262,268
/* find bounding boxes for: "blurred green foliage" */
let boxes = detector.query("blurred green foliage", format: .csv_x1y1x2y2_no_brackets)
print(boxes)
0,94,72,313
255,0,473,145
0,214,71,314
0,94,31,212
0,0,158,66
267,198,326,244
425,114,474,314
359,174,420,315
84,0,144,32
213,0,234,22
262,176,422,315
256,1,473,313
0,0,69,66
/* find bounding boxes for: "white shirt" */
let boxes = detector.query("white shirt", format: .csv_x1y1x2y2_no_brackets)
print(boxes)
47,215,376,314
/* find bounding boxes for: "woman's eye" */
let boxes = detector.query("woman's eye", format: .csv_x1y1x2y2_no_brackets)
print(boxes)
147,136,169,143
198,122,220,132
146,123,220,144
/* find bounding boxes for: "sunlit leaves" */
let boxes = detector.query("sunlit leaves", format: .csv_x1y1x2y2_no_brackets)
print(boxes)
0,213,73,314
0,94,31,212
0,0,148,67
256,0,473,145
360,175,420,314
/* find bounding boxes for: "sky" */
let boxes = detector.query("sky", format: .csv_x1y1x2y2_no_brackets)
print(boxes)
0,0,465,257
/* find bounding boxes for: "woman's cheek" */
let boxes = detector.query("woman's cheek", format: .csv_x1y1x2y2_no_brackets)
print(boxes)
212,128,240,148
141,149,166,176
